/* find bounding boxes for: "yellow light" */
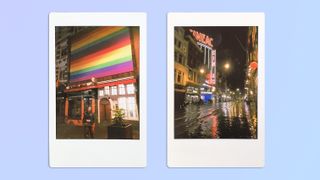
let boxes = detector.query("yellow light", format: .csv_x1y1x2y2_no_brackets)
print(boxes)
200,68,205,74
224,63,230,70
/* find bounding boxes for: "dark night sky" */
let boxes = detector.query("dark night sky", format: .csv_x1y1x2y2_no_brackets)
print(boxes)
184,26,249,91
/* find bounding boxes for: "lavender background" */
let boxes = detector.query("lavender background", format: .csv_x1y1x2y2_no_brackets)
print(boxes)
0,0,319,179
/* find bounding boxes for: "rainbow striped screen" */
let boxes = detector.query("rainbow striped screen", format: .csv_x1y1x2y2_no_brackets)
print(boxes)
69,27,134,83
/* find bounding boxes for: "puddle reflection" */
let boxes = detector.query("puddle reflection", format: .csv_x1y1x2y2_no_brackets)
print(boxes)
175,102,257,139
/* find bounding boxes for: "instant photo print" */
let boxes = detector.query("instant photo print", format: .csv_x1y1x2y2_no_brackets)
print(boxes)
49,13,147,167
167,13,265,167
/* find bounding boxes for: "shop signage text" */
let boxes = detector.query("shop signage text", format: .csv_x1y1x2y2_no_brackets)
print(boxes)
189,29,213,47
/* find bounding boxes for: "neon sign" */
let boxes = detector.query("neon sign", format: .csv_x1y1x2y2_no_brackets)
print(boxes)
189,29,213,47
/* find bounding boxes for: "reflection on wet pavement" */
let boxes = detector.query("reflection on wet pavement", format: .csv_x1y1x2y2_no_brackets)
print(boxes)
175,101,257,139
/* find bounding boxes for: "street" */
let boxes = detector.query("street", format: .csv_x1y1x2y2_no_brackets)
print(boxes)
175,101,257,139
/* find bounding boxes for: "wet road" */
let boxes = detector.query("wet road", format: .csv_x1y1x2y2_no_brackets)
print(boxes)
174,101,257,139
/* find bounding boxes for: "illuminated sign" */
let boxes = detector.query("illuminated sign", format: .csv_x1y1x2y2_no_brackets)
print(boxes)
211,49,216,85
189,29,213,47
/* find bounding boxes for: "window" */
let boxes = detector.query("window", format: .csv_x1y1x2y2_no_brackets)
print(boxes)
118,97,127,115
99,89,104,97
84,98,92,113
177,71,182,83
117,97,137,119
68,98,81,119
127,84,135,94
104,86,110,95
178,54,183,64
111,86,117,95
182,72,184,83
188,70,193,80
174,52,178,62
127,97,136,118
61,49,68,56
118,84,126,95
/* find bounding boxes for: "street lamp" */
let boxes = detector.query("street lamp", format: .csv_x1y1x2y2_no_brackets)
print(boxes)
200,68,205,74
224,63,230,70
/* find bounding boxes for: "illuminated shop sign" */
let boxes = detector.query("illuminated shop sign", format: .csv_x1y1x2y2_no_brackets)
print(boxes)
189,29,213,47
211,49,216,85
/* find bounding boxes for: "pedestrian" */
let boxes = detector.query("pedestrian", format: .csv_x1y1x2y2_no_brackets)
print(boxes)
83,107,95,138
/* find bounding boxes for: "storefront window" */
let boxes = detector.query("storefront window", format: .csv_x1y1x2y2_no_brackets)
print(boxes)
118,97,127,116
84,97,92,112
127,97,136,118
126,84,135,94
99,89,104,97
68,97,81,119
111,86,117,95
118,84,125,95
117,97,137,119
104,86,110,95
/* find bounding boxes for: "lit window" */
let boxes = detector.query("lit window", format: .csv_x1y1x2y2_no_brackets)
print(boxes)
128,97,136,118
111,86,117,95
104,86,110,95
127,84,135,94
118,97,127,117
188,70,193,80
177,71,182,83
99,89,104,97
118,84,126,95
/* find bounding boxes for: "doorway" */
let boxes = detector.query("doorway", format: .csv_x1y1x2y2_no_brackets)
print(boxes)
100,98,112,124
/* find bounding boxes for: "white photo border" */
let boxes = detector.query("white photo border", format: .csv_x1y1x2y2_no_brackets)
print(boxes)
167,13,265,167
49,12,147,167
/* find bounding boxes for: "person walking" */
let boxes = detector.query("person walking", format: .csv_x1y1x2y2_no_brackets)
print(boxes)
83,107,95,138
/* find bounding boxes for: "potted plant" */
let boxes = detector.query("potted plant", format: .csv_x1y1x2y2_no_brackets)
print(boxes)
107,107,133,139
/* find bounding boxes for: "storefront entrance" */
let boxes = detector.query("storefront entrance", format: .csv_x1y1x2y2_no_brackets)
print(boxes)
99,98,112,123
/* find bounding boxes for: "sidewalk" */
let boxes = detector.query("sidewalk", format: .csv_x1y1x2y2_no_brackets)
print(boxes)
56,120,140,139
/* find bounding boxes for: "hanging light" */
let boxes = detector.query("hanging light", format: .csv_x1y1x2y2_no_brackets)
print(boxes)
249,61,258,70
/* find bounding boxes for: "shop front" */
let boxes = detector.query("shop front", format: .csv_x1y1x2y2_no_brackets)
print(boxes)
62,26,140,126
185,86,200,104
64,90,97,126
63,78,139,126
97,78,139,123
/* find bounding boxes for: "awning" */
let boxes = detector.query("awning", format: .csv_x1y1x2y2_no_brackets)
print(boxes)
64,78,136,93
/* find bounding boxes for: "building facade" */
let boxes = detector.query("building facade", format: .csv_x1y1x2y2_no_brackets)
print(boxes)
174,27,204,110
55,27,88,83
245,26,258,102
55,26,140,126
188,29,217,103
185,34,204,104
55,27,88,123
